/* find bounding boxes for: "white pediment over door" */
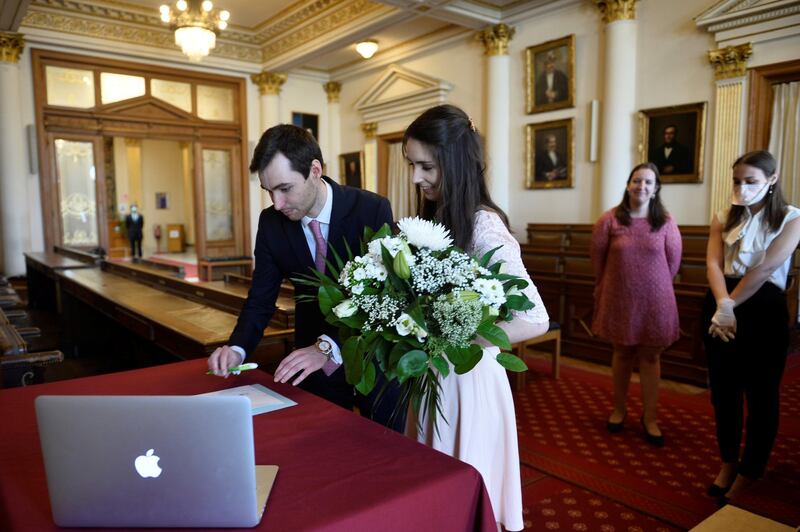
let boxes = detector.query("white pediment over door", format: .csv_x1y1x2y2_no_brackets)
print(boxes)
695,0,800,46
355,64,453,124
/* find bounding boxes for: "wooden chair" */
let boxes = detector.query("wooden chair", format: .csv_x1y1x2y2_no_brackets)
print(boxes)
511,321,561,390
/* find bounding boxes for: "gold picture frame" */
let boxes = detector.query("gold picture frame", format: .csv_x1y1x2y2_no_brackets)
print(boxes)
526,34,575,114
638,102,707,184
339,151,364,188
526,118,573,189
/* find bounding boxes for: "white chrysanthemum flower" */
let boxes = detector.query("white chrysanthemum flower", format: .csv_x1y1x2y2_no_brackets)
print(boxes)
397,217,453,251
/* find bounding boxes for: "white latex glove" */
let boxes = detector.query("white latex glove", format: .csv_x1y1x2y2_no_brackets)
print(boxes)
709,297,736,342
711,297,736,329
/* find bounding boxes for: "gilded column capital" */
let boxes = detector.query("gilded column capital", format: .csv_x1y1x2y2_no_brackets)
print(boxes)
361,122,378,140
323,81,342,103
594,0,638,23
476,23,515,56
0,32,25,64
708,43,753,80
250,71,288,96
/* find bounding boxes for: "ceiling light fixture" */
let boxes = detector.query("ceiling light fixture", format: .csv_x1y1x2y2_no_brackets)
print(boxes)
159,0,230,62
355,40,379,59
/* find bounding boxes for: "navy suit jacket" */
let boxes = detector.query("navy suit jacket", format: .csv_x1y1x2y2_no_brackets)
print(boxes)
229,177,393,356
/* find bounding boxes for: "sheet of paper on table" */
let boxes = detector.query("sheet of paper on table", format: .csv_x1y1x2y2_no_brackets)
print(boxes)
199,384,297,415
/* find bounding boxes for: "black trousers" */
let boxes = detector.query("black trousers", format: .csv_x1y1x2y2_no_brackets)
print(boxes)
701,278,789,478
129,237,142,258
300,362,407,433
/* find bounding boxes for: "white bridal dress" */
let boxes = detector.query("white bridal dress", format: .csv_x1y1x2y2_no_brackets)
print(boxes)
407,210,550,532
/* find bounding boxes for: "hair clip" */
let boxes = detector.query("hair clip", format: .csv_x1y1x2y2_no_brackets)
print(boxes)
468,116,477,132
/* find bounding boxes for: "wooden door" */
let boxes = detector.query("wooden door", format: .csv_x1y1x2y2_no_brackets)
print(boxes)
193,143,244,260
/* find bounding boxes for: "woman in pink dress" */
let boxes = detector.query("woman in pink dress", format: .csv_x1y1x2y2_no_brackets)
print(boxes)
591,162,682,447
403,104,550,531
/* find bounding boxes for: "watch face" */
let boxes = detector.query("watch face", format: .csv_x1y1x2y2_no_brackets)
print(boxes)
318,340,331,353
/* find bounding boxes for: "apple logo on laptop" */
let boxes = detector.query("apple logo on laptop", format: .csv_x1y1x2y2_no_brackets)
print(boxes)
134,449,163,478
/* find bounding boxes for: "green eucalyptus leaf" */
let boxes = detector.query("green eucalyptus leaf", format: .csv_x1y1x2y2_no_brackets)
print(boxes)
496,352,528,372
431,354,450,378
454,344,483,374
397,350,428,383
477,322,511,351
355,362,377,395
341,336,363,386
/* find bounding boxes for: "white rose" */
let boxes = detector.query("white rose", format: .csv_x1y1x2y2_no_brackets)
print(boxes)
333,299,358,318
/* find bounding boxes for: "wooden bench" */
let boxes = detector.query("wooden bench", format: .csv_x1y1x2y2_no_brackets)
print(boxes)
198,256,253,282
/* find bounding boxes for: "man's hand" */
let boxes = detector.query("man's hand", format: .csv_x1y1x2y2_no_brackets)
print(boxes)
274,345,328,386
208,345,245,377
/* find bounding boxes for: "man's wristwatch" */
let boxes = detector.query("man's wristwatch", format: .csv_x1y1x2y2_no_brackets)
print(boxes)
315,338,333,359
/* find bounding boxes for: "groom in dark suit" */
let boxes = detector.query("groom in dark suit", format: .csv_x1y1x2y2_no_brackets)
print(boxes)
208,124,403,430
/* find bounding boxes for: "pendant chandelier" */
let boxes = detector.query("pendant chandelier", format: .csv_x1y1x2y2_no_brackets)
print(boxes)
159,0,230,62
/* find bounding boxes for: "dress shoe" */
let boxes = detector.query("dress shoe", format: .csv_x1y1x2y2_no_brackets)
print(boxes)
707,483,732,497
640,416,664,447
606,413,626,433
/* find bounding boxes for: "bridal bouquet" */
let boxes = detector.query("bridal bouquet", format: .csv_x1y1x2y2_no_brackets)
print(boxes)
296,217,533,427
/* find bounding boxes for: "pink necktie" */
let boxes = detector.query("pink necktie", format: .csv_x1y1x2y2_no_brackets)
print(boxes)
308,219,327,272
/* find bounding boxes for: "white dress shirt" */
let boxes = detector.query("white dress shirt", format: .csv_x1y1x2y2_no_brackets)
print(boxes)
231,181,342,365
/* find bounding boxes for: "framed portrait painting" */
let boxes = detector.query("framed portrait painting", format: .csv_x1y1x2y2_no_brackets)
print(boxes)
526,34,575,114
526,118,573,189
638,102,707,184
339,151,363,189
291,112,319,141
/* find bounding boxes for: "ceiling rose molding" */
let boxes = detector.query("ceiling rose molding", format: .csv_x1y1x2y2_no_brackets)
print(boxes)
21,10,262,62
356,63,453,124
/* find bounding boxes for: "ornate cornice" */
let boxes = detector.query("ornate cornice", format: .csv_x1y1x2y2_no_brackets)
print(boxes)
323,81,341,103
250,71,287,95
254,0,344,41
708,43,753,80
476,23,515,56
22,11,261,62
260,0,383,61
0,32,25,64
594,0,638,24
361,122,377,139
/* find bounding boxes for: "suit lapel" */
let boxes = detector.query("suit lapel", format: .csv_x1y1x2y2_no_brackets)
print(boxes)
327,177,351,262
284,216,314,271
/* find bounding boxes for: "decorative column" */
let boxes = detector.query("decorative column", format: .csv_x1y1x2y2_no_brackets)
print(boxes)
595,0,638,211
361,122,378,193
477,23,514,212
250,71,287,132
0,32,28,276
707,43,753,217
324,81,342,182
250,71,286,207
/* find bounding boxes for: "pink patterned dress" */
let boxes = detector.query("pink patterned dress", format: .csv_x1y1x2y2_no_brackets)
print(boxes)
590,209,682,347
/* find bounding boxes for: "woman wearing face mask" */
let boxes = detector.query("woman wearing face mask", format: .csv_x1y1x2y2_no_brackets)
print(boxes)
703,150,800,502
591,163,682,447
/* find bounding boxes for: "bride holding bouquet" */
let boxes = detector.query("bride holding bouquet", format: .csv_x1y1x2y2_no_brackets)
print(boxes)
403,105,549,531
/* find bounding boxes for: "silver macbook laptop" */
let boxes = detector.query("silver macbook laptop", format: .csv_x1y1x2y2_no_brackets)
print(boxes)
35,395,277,528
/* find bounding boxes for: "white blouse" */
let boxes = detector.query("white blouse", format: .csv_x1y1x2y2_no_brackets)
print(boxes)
716,205,800,290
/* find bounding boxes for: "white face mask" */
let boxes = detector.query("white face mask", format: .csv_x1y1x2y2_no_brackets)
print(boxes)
731,182,769,206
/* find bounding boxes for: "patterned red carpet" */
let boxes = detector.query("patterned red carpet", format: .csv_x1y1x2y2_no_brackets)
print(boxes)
515,354,800,530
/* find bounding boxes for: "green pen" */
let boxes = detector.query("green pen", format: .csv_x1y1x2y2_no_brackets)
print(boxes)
207,362,259,375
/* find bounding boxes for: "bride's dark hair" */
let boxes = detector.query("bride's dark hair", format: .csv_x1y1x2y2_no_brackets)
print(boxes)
403,104,509,249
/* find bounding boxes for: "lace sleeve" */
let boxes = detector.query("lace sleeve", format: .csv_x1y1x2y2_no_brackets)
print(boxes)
471,211,550,324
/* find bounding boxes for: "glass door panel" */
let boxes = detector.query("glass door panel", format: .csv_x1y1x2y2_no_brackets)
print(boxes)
54,139,99,246
202,149,233,242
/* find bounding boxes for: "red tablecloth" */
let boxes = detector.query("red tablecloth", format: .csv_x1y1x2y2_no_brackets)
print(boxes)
0,359,496,531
